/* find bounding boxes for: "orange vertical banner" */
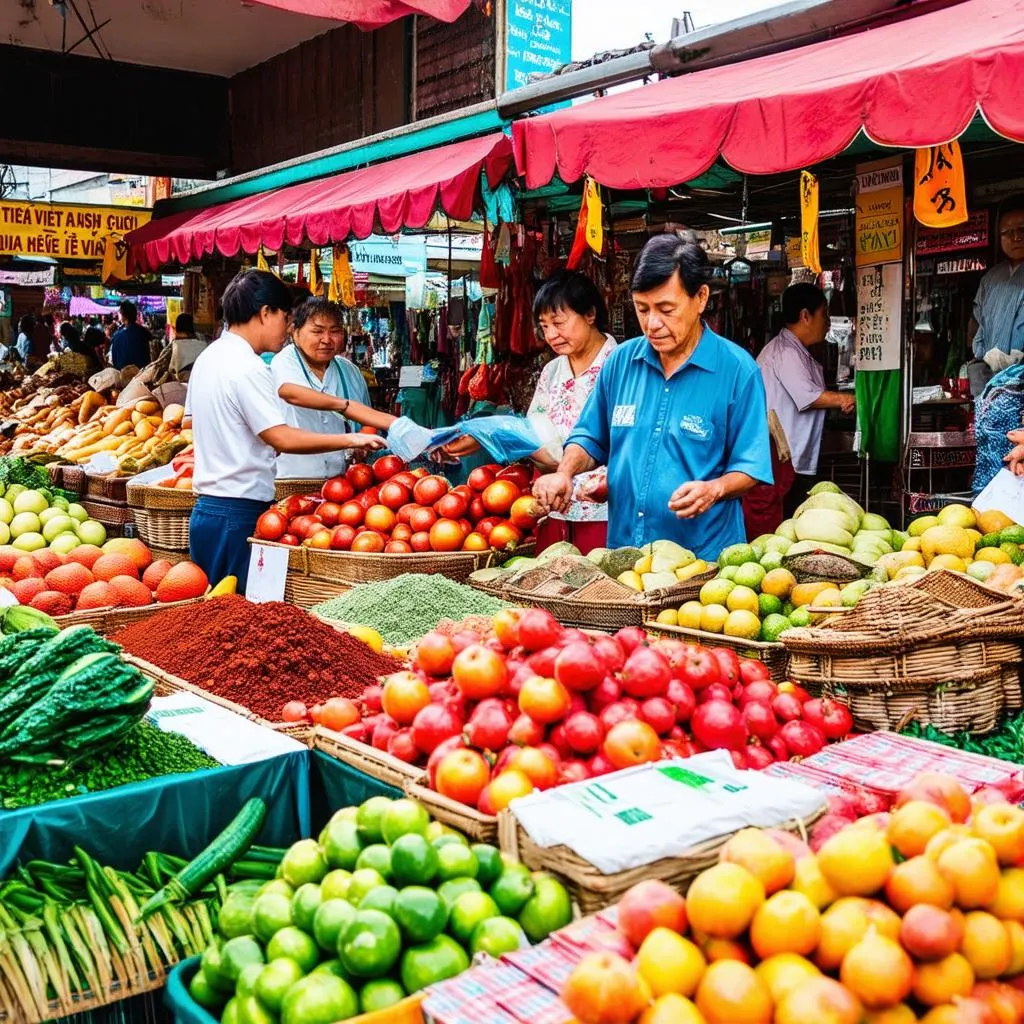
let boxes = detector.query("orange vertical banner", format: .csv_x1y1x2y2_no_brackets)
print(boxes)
914,141,968,228
800,170,822,274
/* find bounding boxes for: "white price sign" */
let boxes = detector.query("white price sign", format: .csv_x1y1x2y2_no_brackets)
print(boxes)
246,543,289,603
856,264,902,372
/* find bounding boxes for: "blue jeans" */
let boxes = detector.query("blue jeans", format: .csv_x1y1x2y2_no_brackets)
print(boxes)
189,495,268,592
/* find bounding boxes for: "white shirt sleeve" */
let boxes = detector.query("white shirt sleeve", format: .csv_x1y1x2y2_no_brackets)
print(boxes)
235,362,286,438
270,348,307,393
184,379,192,417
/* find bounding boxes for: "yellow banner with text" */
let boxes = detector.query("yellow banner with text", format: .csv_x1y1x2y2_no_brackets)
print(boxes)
0,201,151,260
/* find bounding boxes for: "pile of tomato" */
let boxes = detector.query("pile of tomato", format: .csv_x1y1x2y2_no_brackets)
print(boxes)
333,608,854,817
253,456,542,553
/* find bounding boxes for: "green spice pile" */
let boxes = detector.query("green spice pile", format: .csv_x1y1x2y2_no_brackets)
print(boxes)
0,720,219,809
313,572,513,646
903,714,1024,763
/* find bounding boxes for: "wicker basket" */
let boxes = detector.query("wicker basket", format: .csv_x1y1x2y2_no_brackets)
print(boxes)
275,478,326,500
313,726,422,789
104,475,131,502
404,778,499,844
284,574,350,609
53,463,85,496
133,507,191,550
644,621,790,681
55,597,204,636
85,473,112,499
149,546,191,565
126,481,197,512
305,548,478,586
497,804,826,915
247,538,309,575
81,496,135,527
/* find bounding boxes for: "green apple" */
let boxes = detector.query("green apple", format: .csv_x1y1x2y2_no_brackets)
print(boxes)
66,503,88,524
51,496,69,511
12,490,48,516
0,522,10,545
74,519,107,546
13,532,46,552
0,499,12,526
10,512,41,538
38,506,65,525
42,515,75,542
49,532,79,555
4,484,26,502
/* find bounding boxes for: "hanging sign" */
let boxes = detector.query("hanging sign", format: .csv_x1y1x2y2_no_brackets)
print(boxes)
914,141,968,229
856,263,902,371
0,201,150,260
855,158,904,267
916,210,989,256
799,171,822,274
0,266,55,286
504,0,572,93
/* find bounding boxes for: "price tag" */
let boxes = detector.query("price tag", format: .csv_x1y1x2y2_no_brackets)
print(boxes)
245,543,289,603
974,470,1024,526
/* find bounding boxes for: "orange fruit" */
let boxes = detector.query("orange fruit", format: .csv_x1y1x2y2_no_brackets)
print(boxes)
720,828,795,895
11,578,47,604
31,549,65,574
639,994,706,1024
68,544,104,569
912,952,975,1007
863,1005,917,1024
936,838,1001,908
75,580,120,611
155,561,209,602
960,911,1012,979
563,953,651,1024
986,867,1024,921
635,928,706,998
754,954,820,1003
695,960,772,1024
791,855,839,911
103,537,153,570
29,590,72,616
45,562,95,597
749,891,821,959
774,976,862,1024
816,898,901,973
92,554,139,582
884,855,955,913
839,930,914,1010
818,825,894,896
887,800,952,858
1004,920,1024,976
687,863,765,939
142,558,174,591
108,575,153,608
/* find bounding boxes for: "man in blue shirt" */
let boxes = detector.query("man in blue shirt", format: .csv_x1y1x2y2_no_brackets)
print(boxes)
108,300,153,370
534,233,772,560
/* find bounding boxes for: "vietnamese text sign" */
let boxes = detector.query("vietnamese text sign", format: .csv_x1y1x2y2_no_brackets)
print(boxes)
855,159,904,267
916,209,989,256
0,201,151,260
505,0,572,93
856,263,902,371
346,236,427,277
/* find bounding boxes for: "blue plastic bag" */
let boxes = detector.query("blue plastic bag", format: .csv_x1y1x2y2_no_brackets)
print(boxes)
387,414,557,464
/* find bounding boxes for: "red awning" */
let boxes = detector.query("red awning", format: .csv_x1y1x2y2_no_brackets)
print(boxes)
128,134,512,272
513,0,1024,190
246,0,470,30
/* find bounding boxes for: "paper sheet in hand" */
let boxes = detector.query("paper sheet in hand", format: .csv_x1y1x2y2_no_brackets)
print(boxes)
510,750,827,874
974,469,1024,525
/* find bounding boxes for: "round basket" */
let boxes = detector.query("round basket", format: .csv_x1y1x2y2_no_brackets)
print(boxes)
81,497,134,527
284,574,350,609
133,508,190,551
126,481,197,512
275,478,325,500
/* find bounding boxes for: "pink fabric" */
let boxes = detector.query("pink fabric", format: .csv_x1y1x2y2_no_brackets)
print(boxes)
512,0,1024,189
245,0,470,30
128,134,512,272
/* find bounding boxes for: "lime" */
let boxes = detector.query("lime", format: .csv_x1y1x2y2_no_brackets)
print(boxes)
448,891,499,946
318,807,357,846
313,899,356,954
719,543,755,567
236,963,265,998
760,613,792,643
255,959,304,1014
359,885,399,916
239,994,276,1024
200,942,235,995
252,892,293,943
394,886,448,944
399,935,470,994
355,844,393,881
311,959,350,980
259,879,295,900
470,916,527,957
291,884,323,934
717,565,739,582
222,998,240,1024
280,973,359,1024
437,878,482,910
266,926,320,974
390,834,439,887
347,868,386,905
359,979,406,1014
428,825,467,846
470,844,503,887
356,796,394,845
789,606,812,628
221,936,266,981
381,799,431,844
282,839,328,888
219,892,257,940
436,844,478,882
189,968,228,1011
489,865,535,917
734,562,766,590
320,870,352,903
323,820,363,872
338,909,402,979
518,875,572,942
758,593,783,617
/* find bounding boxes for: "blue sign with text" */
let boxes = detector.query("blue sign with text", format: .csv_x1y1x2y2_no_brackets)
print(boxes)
505,0,573,94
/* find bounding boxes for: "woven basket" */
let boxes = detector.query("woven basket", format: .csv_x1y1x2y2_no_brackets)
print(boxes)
497,805,826,915
104,475,130,502
55,597,204,636
404,778,498,844
275,478,325,500
126,480,197,511
82,497,134,527
644,621,790,681
85,473,111,499
247,538,309,575
149,546,191,565
306,549,478,586
285,574,350,610
53,463,85,496
313,726,422,789
133,507,191,550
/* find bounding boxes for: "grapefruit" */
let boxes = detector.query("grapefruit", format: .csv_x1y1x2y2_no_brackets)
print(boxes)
142,558,174,590
76,580,120,610
156,561,209,602
68,544,104,569
11,577,47,604
45,562,95,596
108,575,154,607
92,553,139,581
29,590,72,616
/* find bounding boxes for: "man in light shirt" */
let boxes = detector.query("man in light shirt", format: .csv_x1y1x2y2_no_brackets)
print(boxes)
745,284,855,532
970,195,1024,360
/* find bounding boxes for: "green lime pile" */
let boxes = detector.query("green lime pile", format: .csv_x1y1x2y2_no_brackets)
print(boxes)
190,796,572,1022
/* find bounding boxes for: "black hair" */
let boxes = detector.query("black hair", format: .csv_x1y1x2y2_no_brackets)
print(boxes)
17,315,34,335
631,232,711,296
999,194,1024,222
175,313,195,335
533,270,608,332
119,300,138,323
221,269,294,327
292,296,344,332
781,283,828,326
59,321,80,345
82,326,106,351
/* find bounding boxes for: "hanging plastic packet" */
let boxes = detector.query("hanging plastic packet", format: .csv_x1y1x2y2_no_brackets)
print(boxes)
386,414,561,465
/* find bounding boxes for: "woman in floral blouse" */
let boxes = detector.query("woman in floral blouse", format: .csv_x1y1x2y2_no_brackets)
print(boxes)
527,270,617,554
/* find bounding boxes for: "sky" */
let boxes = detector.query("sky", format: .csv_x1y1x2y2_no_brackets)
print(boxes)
571,0,781,59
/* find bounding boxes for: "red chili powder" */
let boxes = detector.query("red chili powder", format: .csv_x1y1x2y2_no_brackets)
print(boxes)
112,595,402,721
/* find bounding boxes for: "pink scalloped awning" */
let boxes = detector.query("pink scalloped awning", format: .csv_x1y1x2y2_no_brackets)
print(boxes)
246,0,470,30
512,0,1024,190
127,133,512,272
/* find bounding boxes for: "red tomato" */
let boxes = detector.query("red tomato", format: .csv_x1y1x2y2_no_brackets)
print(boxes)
435,749,491,806
429,518,465,552
378,481,411,511
391,523,413,543
496,464,532,489
409,506,438,533
281,700,309,723
330,525,356,550
475,516,502,539
467,466,497,492
318,501,342,527
364,504,397,533
413,475,450,506
397,502,418,525
452,644,508,699
518,675,571,724
373,455,407,483
346,463,375,492
384,540,412,553
381,671,431,725
462,532,489,551
351,531,386,553
304,529,333,549
392,471,418,490
468,496,487,523
321,477,355,503
435,492,469,520
416,632,456,676
410,531,431,552
279,533,299,546
603,720,661,769
509,747,559,790
488,522,522,551
482,479,520,516
338,501,365,527
319,697,361,731
509,495,544,530
255,509,288,541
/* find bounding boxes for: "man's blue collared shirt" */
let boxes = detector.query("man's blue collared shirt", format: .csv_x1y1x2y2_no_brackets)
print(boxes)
566,326,772,560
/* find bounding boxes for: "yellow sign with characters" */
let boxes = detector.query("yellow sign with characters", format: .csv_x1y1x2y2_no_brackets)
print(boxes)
914,141,968,229
799,171,822,274
855,158,904,267
0,201,151,260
